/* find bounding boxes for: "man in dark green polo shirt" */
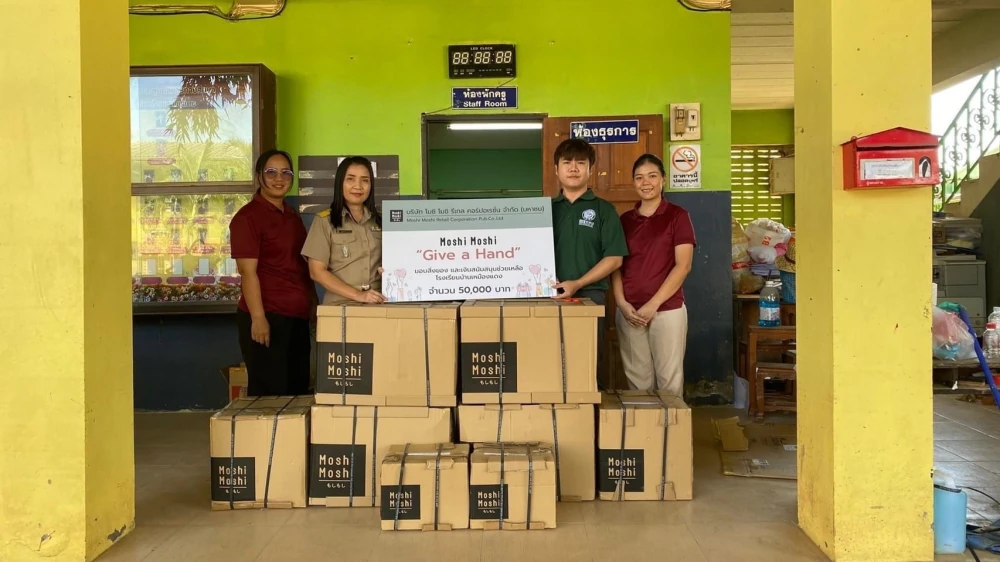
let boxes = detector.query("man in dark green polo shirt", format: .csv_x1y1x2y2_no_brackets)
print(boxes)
550,138,628,389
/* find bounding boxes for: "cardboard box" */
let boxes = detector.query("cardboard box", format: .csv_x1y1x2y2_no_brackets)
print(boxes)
714,417,796,480
209,395,312,509
597,391,693,501
316,303,458,407
469,443,557,530
221,364,248,401
458,404,595,501
309,405,452,507
379,443,470,531
459,299,602,405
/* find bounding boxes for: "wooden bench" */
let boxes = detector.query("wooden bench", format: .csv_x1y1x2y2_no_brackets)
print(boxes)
742,325,797,417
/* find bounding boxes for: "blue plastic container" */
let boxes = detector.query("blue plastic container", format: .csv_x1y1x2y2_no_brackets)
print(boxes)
934,484,968,554
779,270,796,304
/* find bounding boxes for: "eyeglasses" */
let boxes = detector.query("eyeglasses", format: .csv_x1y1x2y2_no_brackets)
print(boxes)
264,168,294,180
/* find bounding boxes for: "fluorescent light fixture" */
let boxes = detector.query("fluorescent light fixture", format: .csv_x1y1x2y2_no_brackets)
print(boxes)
447,122,543,131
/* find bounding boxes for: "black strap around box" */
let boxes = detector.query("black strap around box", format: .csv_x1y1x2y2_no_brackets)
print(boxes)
370,407,379,506
392,443,411,530
228,397,261,510
654,394,671,501
423,306,431,407
340,304,348,405
525,444,534,527
615,392,628,502
495,301,506,442
557,303,568,404
498,443,506,530
550,408,562,502
348,405,358,507
433,443,443,531
263,396,296,508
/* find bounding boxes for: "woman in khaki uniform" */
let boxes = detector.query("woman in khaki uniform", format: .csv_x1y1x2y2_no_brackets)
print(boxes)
302,156,385,303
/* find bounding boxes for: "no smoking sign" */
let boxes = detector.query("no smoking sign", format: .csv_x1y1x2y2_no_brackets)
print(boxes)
669,144,702,189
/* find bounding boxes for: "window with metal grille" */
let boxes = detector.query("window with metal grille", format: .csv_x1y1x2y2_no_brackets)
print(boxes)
731,146,788,224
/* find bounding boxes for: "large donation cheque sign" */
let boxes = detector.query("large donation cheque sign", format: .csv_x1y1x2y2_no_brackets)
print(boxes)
381,198,556,302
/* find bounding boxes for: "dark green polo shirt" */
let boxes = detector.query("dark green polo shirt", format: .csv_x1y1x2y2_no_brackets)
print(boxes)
551,189,628,292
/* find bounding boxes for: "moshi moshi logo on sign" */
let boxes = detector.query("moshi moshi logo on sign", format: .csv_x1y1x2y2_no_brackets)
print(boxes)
469,484,509,519
579,208,597,228
309,444,367,498
597,449,645,493
210,457,256,502
316,342,374,395
389,209,403,223
379,485,422,520
461,342,518,393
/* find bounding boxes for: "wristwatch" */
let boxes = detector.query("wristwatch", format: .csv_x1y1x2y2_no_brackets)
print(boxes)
360,284,371,292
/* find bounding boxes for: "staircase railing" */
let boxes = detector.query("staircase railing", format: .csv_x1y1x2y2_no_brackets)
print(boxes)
936,67,1000,210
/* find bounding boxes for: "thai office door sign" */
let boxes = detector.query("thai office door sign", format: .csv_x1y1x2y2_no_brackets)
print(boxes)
452,87,518,110
669,144,702,189
570,120,640,145
381,198,556,303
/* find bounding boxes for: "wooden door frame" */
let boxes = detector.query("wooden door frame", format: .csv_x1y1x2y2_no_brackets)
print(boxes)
420,112,548,198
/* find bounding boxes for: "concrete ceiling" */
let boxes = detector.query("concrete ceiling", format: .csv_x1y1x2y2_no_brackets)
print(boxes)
732,0,1000,110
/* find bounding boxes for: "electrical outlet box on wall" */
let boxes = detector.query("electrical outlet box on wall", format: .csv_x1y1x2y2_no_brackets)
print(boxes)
670,103,701,141
769,156,795,195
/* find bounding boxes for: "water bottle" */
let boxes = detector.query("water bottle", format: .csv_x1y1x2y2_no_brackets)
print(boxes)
984,323,1000,360
759,280,782,327
989,306,1000,328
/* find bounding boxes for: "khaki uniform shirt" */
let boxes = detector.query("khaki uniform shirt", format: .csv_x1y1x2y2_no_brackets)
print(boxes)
301,208,382,304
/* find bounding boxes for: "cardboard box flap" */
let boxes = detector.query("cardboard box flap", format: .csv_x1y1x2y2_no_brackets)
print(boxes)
383,443,470,470
473,443,555,473
600,392,684,426
460,299,603,319
317,302,458,320
712,417,750,452
319,405,436,419
212,396,313,420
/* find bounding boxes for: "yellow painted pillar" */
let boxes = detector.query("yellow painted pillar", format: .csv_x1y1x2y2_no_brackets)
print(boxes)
795,1,934,561
0,1,134,561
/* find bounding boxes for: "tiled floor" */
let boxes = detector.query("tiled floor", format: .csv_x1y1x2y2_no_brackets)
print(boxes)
98,396,1000,562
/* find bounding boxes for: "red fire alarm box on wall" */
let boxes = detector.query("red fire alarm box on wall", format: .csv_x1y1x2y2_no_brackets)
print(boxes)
841,127,940,190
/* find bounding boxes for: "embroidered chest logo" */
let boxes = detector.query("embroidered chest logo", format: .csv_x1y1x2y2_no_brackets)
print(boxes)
579,208,597,228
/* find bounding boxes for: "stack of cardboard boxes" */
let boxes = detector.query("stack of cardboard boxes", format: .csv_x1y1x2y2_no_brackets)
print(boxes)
207,298,694,530
456,298,604,529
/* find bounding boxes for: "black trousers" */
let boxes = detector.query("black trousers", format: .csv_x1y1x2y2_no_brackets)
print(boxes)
578,289,608,391
237,309,311,397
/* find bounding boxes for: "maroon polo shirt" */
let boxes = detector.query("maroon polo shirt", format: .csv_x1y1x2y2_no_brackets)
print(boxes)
620,198,696,312
230,193,312,319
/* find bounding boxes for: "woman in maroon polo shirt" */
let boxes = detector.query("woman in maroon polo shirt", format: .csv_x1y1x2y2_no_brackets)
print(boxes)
611,154,696,395
230,149,315,396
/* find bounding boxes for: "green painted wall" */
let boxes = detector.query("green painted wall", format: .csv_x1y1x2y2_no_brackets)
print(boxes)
732,109,795,145
129,0,731,195
428,149,542,197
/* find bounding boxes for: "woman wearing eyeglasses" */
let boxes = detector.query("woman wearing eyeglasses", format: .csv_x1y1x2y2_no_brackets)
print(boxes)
229,149,316,396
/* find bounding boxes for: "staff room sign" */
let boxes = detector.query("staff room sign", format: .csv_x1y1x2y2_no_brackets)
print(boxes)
381,198,556,302
570,120,640,145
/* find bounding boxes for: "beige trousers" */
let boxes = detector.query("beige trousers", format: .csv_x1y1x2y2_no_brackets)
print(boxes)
616,305,688,395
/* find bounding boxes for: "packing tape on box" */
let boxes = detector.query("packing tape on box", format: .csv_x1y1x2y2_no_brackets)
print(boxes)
371,407,379,506
496,301,507,442
654,394,670,502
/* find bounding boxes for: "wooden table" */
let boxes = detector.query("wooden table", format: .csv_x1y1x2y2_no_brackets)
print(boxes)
734,295,796,376
933,358,1000,396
